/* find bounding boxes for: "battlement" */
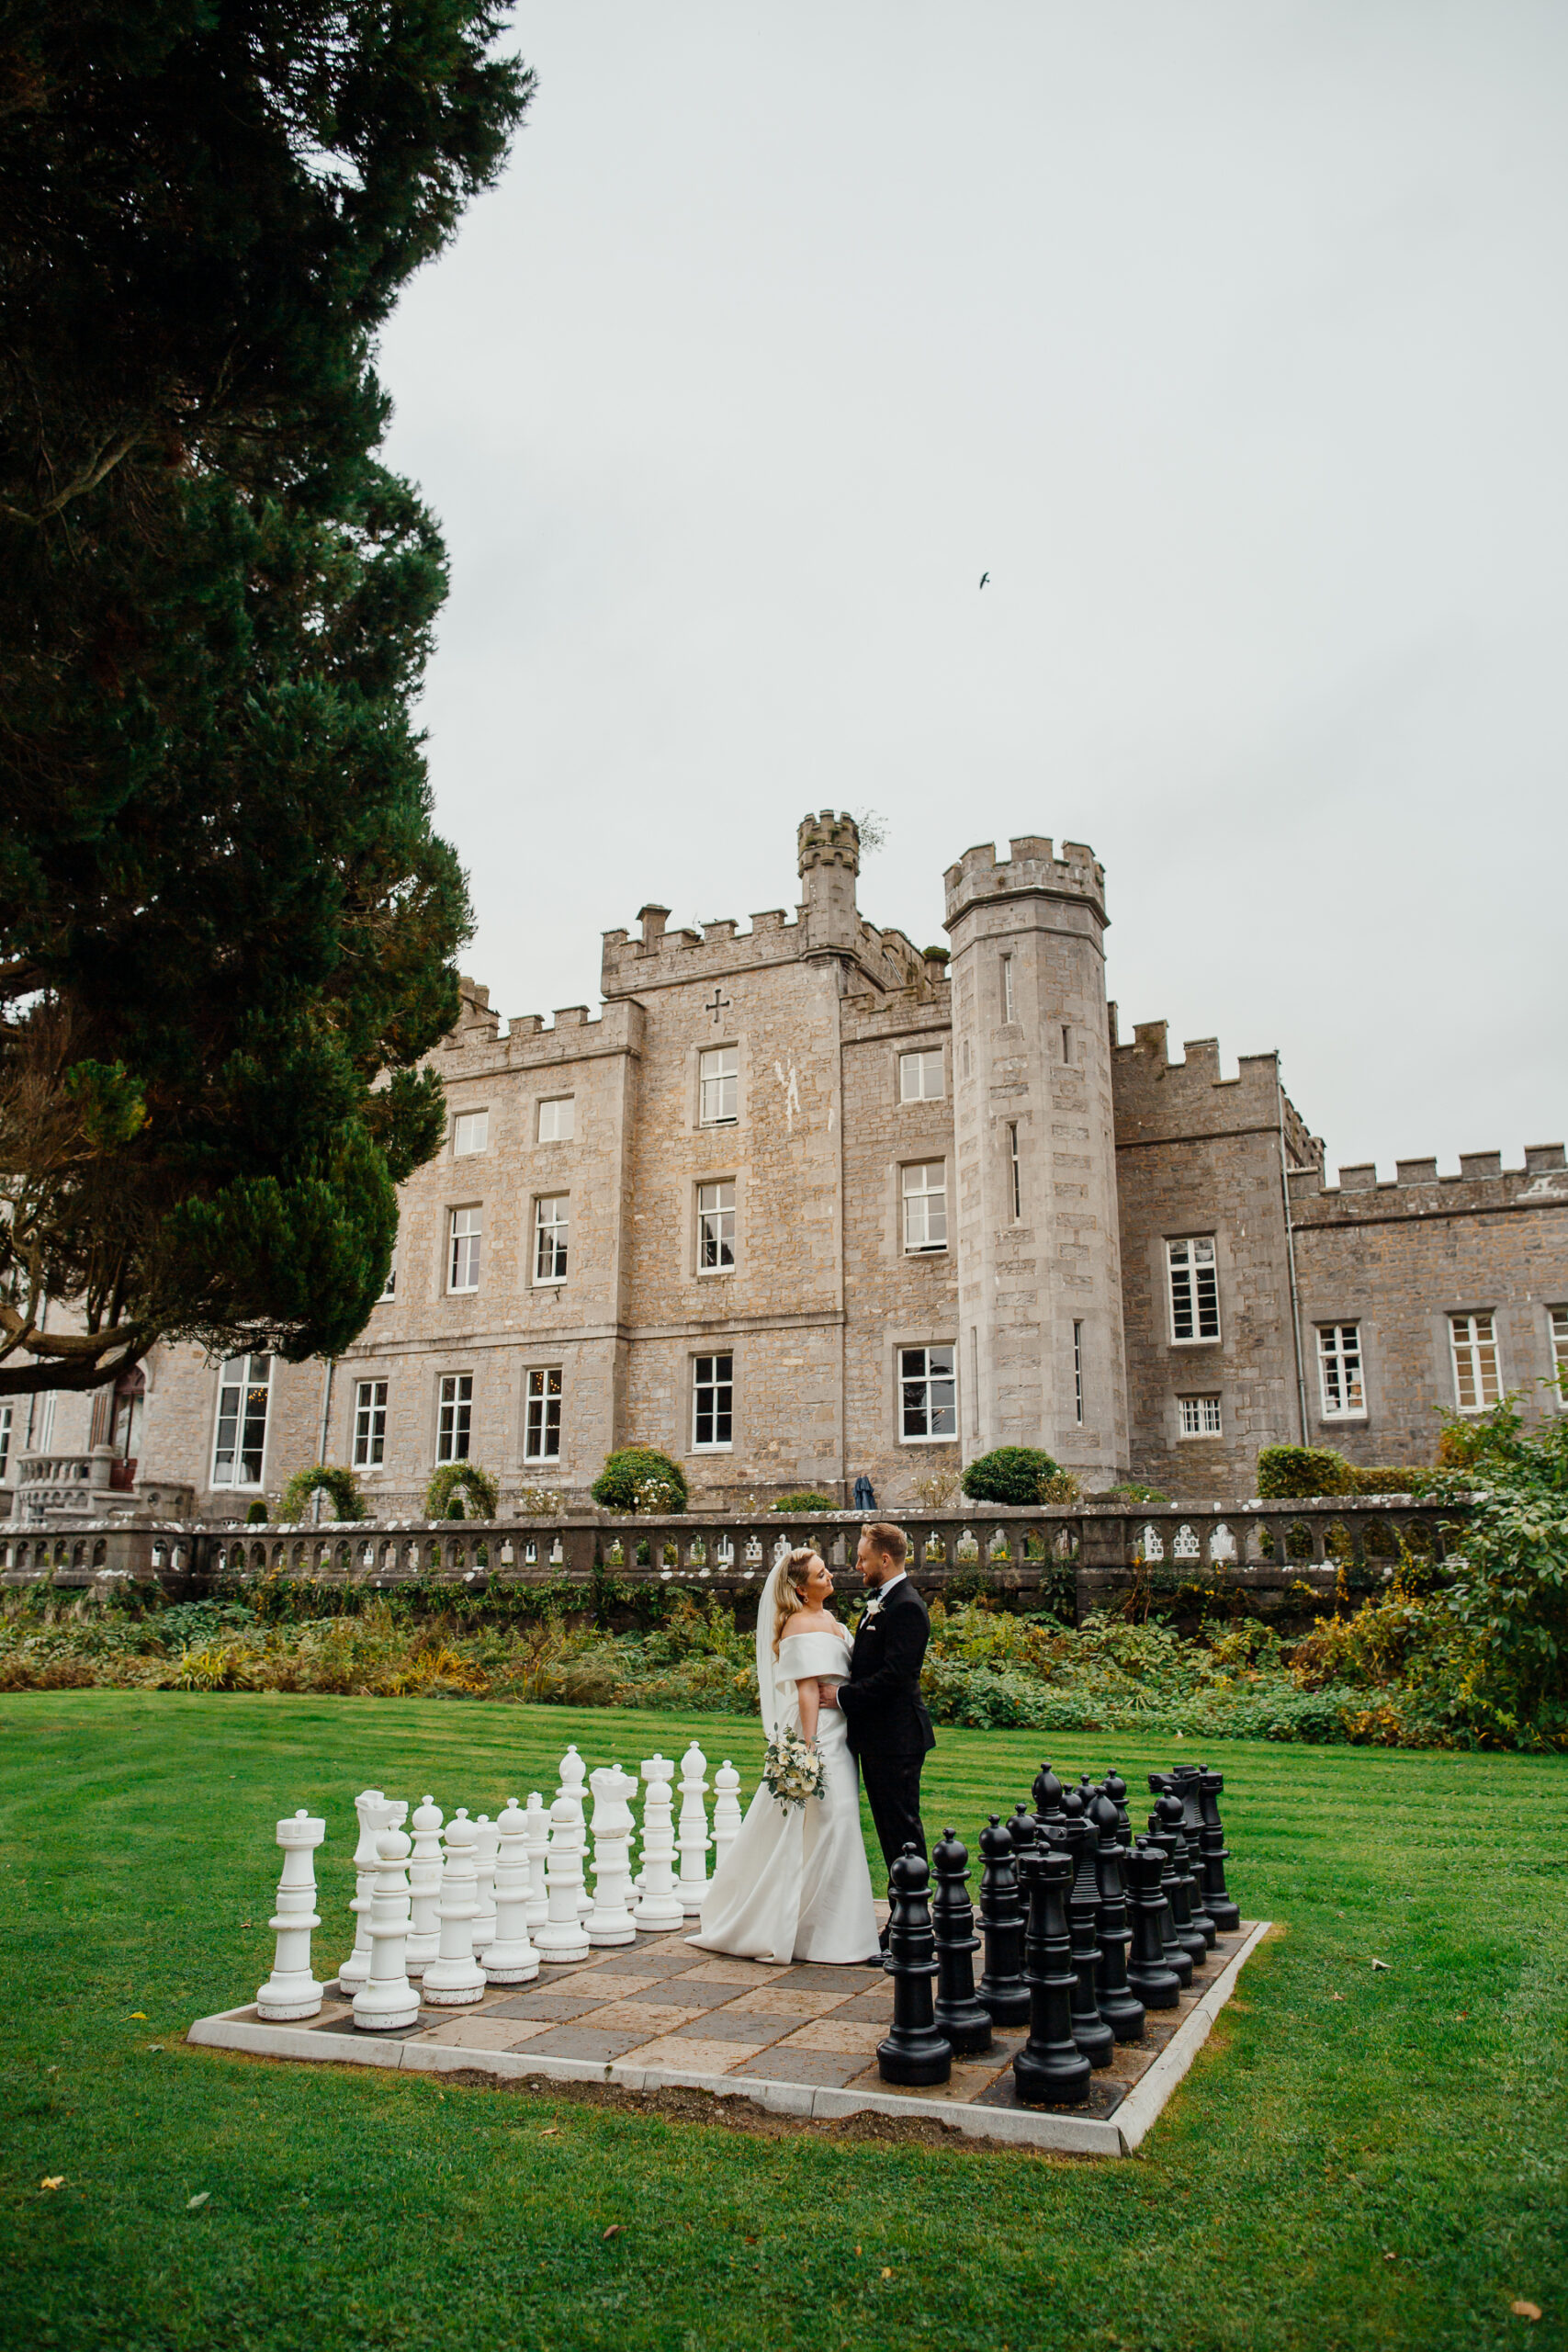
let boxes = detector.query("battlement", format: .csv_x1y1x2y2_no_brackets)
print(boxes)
1111,1016,1318,1164
797,808,860,875
435,990,643,1069
1290,1141,1568,1216
942,836,1107,928
601,902,806,996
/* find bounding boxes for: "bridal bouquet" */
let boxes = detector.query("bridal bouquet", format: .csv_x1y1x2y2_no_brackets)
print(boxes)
762,1725,827,1812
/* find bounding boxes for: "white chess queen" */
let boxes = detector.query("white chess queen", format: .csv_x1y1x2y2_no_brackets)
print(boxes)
689,1547,878,1966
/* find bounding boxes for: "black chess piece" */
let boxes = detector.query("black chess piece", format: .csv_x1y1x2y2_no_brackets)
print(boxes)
1102,1768,1133,1845
976,1815,1031,2026
1149,1792,1204,1973
1032,1761,1066,1839
1089,1792,1145,2041
931,1828,994,2057
1168,1770,1217,1946
1012,1848,1092,2107
876,1844,953,2086
1126,1842,1181,2007
1197,1768,1241,1932
1062,1795,1115,2068
1007,1799,1041,1889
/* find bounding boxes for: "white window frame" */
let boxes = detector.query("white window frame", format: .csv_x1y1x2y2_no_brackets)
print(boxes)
448,1204,482,1294
902,1160,948,1254
525,1367,562,1463
699,1046,739,1127
697,1179,736,1272
1167,1236,1220,1344
36,1392,57,1451
353,1379,389,1468
898,1345,957,1443
693,1352,734,1451
1177,1395,1224,1439
1001,955,1015,1024
1316,1323,1366,1420
211,1354,272,1488
898,1048,943,1103
1551,1306,1568,1408
1450,1313,1501,1414
537,1096,574,1143
534,1195,569,1284
436,1373,472,1464
453,1109,489,1157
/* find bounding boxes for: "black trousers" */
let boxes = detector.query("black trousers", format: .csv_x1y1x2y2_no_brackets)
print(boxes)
857,1747,928,1894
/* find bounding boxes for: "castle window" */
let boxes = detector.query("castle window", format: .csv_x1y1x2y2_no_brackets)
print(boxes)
448,1205,482,1293
0,1403,10,1481
525,1367,562,1462
1001,956,1015,1024
354,1380,389,1468
1061,1024,1072,1064
534,1196,569,1284
697,1180,736,1271
1317,1324,1365,1419
437,1374,472,1462
379,1244,397,1302
1177,1395,1223,1439
1450,1313,1501,1413
1167,1237,1220,1343
538,1097,574,1142
212,1354,272,1487
693,1352,733,1450
1008,1123,1022,1222
900,1345,956,1442
453,1110,488,1156
1551,1306,1568,1407
699,1046,738,1126
899,1049,943,1102
1073,1321,1085,1426
903,1161,948,1253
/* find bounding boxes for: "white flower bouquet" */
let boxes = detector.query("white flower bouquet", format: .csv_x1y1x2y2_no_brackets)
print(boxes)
762,1725,827,1811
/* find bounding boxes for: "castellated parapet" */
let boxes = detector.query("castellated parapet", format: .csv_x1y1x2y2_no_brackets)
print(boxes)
1111,1018,1320,1170
1289,1140,1567,1216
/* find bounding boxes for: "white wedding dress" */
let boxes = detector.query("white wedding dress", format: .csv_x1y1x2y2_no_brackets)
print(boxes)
689,1593,878,1966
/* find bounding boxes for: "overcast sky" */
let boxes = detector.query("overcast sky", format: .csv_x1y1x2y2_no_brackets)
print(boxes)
378,1,1567,1179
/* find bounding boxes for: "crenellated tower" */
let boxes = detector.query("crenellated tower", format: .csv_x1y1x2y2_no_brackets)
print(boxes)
943,837,1128,1477
796,809,862,957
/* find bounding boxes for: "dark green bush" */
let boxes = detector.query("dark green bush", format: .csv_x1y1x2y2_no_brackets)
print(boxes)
423,1462,500,1521
961,1446,1060,1506
244,1500,270,1525
770,1493,835,1512
592,1448,688,1514
1100,1482,1169,1505
1257,1444,1436,1498
278,1464,367,1522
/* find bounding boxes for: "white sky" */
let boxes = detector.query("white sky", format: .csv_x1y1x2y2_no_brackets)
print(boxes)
379,1,1568,1178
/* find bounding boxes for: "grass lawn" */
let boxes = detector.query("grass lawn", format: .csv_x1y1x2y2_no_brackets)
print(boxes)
1,1691,1564,2352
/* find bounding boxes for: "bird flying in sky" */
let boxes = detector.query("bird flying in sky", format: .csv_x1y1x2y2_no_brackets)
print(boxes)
978,571,990,589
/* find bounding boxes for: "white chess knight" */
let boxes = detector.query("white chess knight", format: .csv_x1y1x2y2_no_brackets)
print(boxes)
256,1810,326,2021
535,1794,591,1963
585,1765,638,1946
404,1795,445,1976
353,1829,420,2032
338,1789,406,1990
676,1741,711,1915
711,1761,743,1867
555,1746,594,1917
421,1809,486,2006
520,1792,550,1929
482,1799,540,1984
632,1754,684,1928
469,1814,501,1957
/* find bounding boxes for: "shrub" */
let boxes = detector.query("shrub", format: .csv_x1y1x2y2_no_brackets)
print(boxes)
244,1500,271,1525
961,1447,1061,1507
1100,1482,1169,1505
423,1462,501,1521
591,1448,688,1514
770,1493,835,1513
1037,1470,1083,1505
1257,1443,1436,1498
278,1464,367,1523
911,1469,962,1510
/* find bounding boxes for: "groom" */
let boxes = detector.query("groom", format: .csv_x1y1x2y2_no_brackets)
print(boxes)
829,1521,935,1946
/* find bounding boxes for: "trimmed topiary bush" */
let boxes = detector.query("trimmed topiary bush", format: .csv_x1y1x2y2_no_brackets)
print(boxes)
770,1492,835,1512
592,1447,688,1514
1258,1444,1435,1498
423,1461,501,1521
244,1500,271,1526
278,1464,367,1523
961,1446,1061,1507
1101,1482,1170,1506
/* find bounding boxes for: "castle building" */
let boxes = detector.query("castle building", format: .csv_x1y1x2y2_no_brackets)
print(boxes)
10,816,1566,1519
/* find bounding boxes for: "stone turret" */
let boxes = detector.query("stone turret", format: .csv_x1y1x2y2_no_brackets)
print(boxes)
796,810,861,957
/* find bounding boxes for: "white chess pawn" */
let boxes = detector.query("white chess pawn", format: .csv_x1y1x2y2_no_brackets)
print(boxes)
633,1754,684,1928
520,1793,550,1929
535,1794,591,1963
256,1810,326,2020
483,1799,541,1984
338,1789,406,1990
585,1765,638,1946
353,1829,420,2031
676,1741,711,1915
556,1746,594,1915
404,1794,444,1976
469,1814,500,1957
421,1810,486,2006
712,1760,743,1869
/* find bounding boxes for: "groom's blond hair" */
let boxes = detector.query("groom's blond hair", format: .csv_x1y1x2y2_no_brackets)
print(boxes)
866,1521,908,1569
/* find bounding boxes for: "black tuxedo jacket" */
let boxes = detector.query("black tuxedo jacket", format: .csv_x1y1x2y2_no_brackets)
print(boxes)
838,1578,936,1760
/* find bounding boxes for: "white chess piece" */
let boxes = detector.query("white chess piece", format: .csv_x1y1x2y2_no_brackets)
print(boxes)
534,1794,591,1962
469,1814,500,1957
520,1792,550,1928
585,1765,638,1946
405,1795,444,1975
421,1810,486,2006
712,1760,743,1869
483,1799,541,1984
556,1745,594,1916
632,1754,684,1928
676,1741,711,1915
256,1810,326,2020
353,1829,420,2031
338,1789,405,1990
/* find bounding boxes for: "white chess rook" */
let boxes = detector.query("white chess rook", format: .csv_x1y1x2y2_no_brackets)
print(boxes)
556,1745,594,1916
405,1794,445,1975
470,1814,501,1957
483,1799,541,1984
353,1829,420,2032
633,1754,684,1928
676,1740,711,1915
521,1792,551,1929
535,1794,592,1962
585,1764,638,1946
338,1789,406,1990
256,1810,326,2021
712,1760,743,1869
421,1810,487,2006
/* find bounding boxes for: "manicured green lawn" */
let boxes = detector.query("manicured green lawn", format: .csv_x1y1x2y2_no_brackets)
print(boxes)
1,1691,1563,2352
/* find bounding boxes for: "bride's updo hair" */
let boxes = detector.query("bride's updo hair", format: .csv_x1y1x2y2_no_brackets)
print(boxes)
773,1547,820,1653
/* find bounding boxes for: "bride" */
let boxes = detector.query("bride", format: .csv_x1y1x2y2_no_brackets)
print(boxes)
689,1546,878,1965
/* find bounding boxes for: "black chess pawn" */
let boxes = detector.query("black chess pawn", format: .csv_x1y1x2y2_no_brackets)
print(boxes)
876,1844,953,2086
1126,1842,1181,2007
1007,1799,1041,1887
1062,1795,1115,2068
1102,1769,1133,1845
1197,1768,1241,1932
1032,1761,1066,1839
1089,1792,1145,2041
931,1828,994,2058
1012,1848,1091,2107
1149,1792,1204,1973
976,1815,1031,2026
1168,1767,1217,1945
